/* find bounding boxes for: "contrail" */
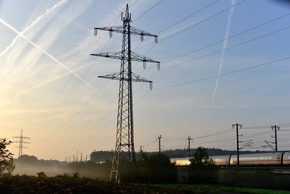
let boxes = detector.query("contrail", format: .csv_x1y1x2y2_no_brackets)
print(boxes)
0,18,94,90
12,64,88,98
211,0,236,104
0,0,67,58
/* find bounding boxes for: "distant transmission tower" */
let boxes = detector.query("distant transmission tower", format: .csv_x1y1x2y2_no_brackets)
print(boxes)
13,129,30,158
91,4,160,182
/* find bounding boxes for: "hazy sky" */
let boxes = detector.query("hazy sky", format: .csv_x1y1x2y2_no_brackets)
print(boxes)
1,0,290,161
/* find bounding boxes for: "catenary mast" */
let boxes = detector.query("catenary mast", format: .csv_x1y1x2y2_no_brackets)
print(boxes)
91,4,160,182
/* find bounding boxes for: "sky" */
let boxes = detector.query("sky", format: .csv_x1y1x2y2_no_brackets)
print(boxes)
1,0,290,161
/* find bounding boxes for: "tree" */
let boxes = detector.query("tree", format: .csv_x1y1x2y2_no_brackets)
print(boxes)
0,138,14,176
190,147,215,167
188,147,217,184
120,152,178,183
139,153,177,183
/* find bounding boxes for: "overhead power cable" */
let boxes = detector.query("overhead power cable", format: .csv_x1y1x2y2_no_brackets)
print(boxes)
161,12,290,65
133,0,164,22
162,24,290,71
133,11,290,100
134,19,290,103
155,56,290,90
159,0,245,43
30,6,123,138
158,0,219,34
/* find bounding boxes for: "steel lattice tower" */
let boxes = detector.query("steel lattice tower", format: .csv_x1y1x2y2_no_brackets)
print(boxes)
91,4,160,182
13,129,30,158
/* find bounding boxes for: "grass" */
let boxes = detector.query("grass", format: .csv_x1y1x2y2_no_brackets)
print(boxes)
2,175,290,193
141,184,290,194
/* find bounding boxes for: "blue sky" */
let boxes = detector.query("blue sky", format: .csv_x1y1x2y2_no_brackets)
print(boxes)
1,0,290,161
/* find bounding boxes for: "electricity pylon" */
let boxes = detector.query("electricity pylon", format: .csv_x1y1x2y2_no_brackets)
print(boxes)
13,129,30,158
91,4,160,183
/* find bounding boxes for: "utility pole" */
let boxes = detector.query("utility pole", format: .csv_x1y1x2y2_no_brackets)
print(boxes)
157,135,162,154
13,129,30,158
232,123,242,167
91,4,159,183
187,136,192,157
271,125,280,152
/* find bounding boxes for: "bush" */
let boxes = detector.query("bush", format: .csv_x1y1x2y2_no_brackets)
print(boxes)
218,169,290,190
188,147,217,184
120,152,178,184
37,171,47,179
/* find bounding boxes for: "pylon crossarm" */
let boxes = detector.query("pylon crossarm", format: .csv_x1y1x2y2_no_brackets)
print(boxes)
130,26,158,42
91,51,160,69
131,52,160,63
131,73,153,90
131,52,160,70
91,51,123,60
98,72,121,80
94,26,158,43
131,73,152,83
98,72,152,84
94,26,122,37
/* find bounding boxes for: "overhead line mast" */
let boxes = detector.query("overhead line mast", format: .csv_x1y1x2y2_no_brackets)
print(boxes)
91,4,160,183
13,129,30,158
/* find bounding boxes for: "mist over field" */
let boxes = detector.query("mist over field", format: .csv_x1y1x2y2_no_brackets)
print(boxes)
13,155,110,180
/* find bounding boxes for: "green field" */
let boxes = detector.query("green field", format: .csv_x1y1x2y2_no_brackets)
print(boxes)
1,175,290,194
148,184,290,194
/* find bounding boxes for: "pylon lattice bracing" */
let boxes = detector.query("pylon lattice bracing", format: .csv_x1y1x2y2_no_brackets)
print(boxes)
13,129,30,158
91,4,159,183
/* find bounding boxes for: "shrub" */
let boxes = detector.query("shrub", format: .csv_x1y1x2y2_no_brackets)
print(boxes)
37,171,47,179
120,152,178,183
188,147,217,184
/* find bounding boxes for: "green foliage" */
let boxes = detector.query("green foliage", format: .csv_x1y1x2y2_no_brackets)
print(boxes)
37,171,47,179
140,183,290,194
218,169,290,191
65,160,111,180
190,147,215,167
1,175,289,193
120,152,178,183
188,147,217,184
17,155,38,163
0,138,14,177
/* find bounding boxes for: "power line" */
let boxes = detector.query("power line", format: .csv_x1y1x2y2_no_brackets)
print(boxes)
154,56,290,90
161,11,290,65
159,0,245,43
30,4,125,138
133,0,164,22
133,12,290,102
158,0,219,34
48,3,290,151
162,24,290,71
